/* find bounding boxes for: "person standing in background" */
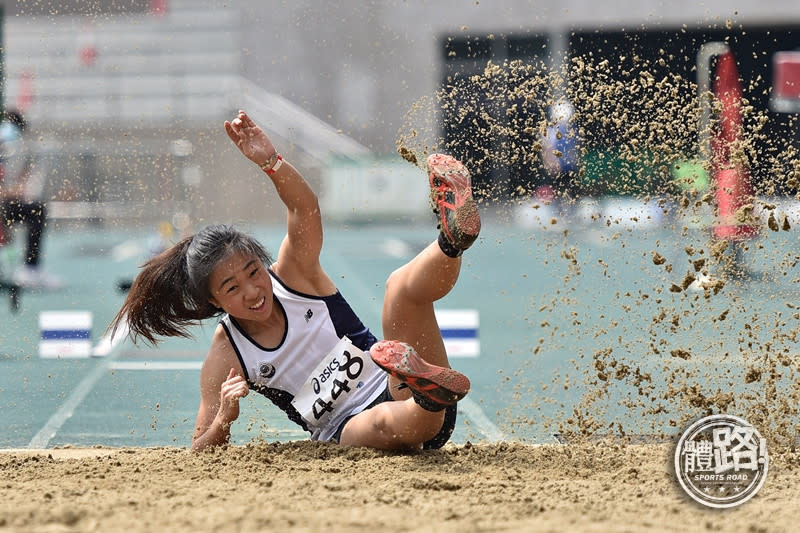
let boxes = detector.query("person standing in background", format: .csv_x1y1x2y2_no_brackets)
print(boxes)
541,100,581,199
0,109,63,290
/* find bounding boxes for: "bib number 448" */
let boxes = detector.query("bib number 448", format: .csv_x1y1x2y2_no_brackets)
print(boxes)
310,349,363,420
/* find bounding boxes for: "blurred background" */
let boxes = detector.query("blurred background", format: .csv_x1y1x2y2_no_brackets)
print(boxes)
1,0,798,225
1,0,800,447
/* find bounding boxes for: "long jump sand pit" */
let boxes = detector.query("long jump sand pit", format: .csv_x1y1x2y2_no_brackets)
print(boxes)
1,440,797,532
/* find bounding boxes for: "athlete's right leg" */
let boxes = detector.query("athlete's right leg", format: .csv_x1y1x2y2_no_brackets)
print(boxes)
356,155,480,447
381,154,480,375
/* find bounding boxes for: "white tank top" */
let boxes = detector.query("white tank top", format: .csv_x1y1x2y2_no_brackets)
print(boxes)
220,270,387,441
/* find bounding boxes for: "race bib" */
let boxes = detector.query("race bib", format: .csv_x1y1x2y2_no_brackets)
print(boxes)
291,337,378,430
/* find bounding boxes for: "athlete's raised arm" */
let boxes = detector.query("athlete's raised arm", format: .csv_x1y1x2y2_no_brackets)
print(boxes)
224,110,332,294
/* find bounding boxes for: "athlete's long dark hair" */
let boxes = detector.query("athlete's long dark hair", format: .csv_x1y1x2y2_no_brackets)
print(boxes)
109,224,273,345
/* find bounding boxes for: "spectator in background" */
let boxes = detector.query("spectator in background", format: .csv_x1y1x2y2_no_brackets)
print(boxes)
0,109,63,289
541,100,581,199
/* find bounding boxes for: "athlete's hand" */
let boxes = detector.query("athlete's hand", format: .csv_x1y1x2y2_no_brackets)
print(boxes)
224,110,276,167
217,367,249,425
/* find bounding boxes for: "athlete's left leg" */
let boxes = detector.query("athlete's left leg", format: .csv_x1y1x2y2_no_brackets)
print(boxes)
338,396,445,450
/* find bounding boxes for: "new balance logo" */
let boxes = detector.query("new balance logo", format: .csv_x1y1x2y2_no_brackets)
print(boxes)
259,362,276,379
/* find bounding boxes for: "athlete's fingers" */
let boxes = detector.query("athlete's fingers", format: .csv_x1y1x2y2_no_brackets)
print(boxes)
234,383,250,399
224,121,246,148
223,120,236,141
221,379,242,395
220,386,243,405
239,110,255,127
220,369,249,402
225,376,248,391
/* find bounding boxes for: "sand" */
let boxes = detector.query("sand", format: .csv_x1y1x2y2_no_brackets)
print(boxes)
1,440,798,532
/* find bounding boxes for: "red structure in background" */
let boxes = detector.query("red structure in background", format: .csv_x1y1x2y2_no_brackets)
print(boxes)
711,51,759,242
77,22,98,67
772,51,800,110
15,71,35,113
150,0,168,17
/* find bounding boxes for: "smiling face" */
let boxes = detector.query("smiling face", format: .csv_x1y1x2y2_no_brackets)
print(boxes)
207,250,274,320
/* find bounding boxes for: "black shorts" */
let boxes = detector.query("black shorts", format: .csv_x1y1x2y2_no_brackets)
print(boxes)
331,384,458,450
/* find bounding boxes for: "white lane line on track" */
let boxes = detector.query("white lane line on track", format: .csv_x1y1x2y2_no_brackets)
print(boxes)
458,397,505,442
27,323,129,449
325,248,504,443
27,361,110,449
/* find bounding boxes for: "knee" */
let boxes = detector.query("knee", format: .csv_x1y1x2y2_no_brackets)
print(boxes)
405,412,446,446
383,266,405,302
415,409,446,442
381,267,406,330
369,406,392,436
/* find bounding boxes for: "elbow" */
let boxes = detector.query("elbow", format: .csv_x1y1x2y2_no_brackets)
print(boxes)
293,195,321,218
190,418,234,452
307,194,321,216
190,435,208,453
190,436,225,453
191,426,226,453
